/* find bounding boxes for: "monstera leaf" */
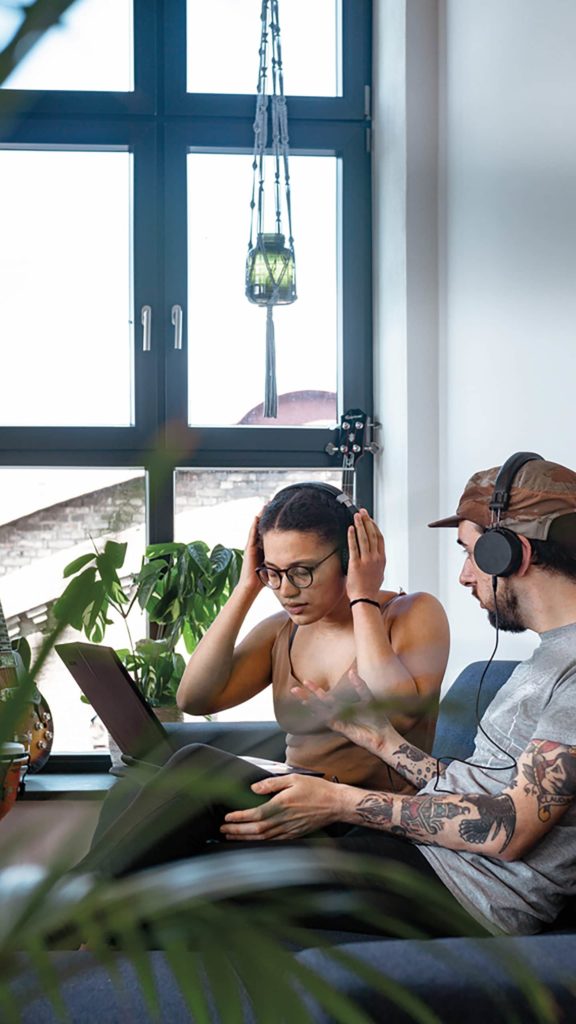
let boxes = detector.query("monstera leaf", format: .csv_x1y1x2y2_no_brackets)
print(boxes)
55,537,243,706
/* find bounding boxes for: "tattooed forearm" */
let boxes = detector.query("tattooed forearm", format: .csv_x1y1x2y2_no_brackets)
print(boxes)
397,793,515,851
398,794,469,840
392,743,445,790
458,794,516,851
356,793,394,825
522,739,576,822
355,789,516,855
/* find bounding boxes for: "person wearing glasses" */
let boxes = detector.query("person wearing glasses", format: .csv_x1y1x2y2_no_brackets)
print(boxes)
79,483,448,880
177,483,449,796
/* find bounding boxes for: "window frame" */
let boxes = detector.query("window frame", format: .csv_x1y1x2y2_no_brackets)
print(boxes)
0,0,373,766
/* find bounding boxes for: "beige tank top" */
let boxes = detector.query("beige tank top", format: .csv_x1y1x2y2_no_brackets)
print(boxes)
271,596,438,792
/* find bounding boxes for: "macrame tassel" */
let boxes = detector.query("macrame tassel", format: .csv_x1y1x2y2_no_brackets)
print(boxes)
264,304,278,418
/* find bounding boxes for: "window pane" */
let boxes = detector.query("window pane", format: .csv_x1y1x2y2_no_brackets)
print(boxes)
0,149,133,427
0,0,133,91
187,0,341,96
174,468,342,722
187,154,338,426
0,468,146,754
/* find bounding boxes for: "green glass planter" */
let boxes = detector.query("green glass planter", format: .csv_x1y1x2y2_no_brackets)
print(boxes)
245,233,297,306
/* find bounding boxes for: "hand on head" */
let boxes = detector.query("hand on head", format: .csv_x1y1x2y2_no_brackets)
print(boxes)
346,508,386,601
239,512,265,591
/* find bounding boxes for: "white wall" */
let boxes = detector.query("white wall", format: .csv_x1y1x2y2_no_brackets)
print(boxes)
374,0,576,689
372,0,441,597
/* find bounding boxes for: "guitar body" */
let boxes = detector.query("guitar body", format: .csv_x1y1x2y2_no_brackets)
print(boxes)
15,690,54,773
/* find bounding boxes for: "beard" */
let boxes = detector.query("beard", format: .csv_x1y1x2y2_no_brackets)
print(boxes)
487,578,527,633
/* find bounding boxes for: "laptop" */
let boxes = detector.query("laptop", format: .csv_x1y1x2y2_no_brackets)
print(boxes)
56,642,322,775
56,642,175,766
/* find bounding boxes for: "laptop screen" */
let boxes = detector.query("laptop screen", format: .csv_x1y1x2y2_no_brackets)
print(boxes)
56,642,174,764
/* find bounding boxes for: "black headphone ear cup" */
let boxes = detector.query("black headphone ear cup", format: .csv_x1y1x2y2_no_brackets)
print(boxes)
473,528,524,578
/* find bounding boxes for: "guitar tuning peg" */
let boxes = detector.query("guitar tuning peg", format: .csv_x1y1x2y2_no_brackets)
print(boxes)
355,420,365,431
365,441,381,455
324,442,339,456
352,444,362,453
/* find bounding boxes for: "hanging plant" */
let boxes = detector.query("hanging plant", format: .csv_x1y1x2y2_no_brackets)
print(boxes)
245,0,297,418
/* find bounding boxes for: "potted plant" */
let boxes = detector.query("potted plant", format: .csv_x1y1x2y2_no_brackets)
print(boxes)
53,538,243,712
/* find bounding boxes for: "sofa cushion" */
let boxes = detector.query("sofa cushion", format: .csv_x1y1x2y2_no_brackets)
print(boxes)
432,660,519,761
11,935,576,1023
164,720,286,762
295,932,576,1023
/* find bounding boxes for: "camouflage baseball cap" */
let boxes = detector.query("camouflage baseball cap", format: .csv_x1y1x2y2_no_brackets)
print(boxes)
428,459,576,542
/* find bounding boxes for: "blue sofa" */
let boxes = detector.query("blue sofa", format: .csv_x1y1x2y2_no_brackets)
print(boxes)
12,662,576,1022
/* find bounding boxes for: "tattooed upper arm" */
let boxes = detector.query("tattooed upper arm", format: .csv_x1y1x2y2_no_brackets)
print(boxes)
521,738,576,822
494,737,576,861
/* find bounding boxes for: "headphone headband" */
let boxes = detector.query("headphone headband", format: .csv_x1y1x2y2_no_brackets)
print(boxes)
489,451,544,520
475,450,544,577
274,481,358,516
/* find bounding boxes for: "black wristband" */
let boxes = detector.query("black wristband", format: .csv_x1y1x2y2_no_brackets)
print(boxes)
349,598,381,609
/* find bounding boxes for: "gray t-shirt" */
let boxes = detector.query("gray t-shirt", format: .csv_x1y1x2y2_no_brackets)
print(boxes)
420,622,576,935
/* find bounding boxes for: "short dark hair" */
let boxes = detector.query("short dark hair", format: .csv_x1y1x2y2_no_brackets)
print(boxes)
258,485,350,556
529,538,576,582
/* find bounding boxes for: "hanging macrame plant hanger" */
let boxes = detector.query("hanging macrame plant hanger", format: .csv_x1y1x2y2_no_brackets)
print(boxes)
245,0,297,419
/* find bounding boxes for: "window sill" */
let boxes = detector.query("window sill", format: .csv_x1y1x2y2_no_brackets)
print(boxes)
19,753,117,800
19,772,116,800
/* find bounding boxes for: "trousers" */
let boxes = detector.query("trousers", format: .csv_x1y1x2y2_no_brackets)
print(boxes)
77,743,488,938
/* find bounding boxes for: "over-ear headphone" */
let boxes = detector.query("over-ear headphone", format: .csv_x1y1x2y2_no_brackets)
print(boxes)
272,482,359,573
473,451,544,577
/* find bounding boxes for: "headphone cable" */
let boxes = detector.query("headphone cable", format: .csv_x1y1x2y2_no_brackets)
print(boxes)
433,575,517,792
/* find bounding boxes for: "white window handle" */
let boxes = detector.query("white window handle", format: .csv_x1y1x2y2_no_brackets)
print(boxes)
171,304,183,350
141,305,152,352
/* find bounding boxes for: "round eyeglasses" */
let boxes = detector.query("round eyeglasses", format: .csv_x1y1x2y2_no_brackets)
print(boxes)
255,548,340,590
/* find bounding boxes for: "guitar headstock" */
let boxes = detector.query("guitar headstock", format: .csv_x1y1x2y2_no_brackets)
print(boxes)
335,409,369,472
327,408,378,468
325,409,380,501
